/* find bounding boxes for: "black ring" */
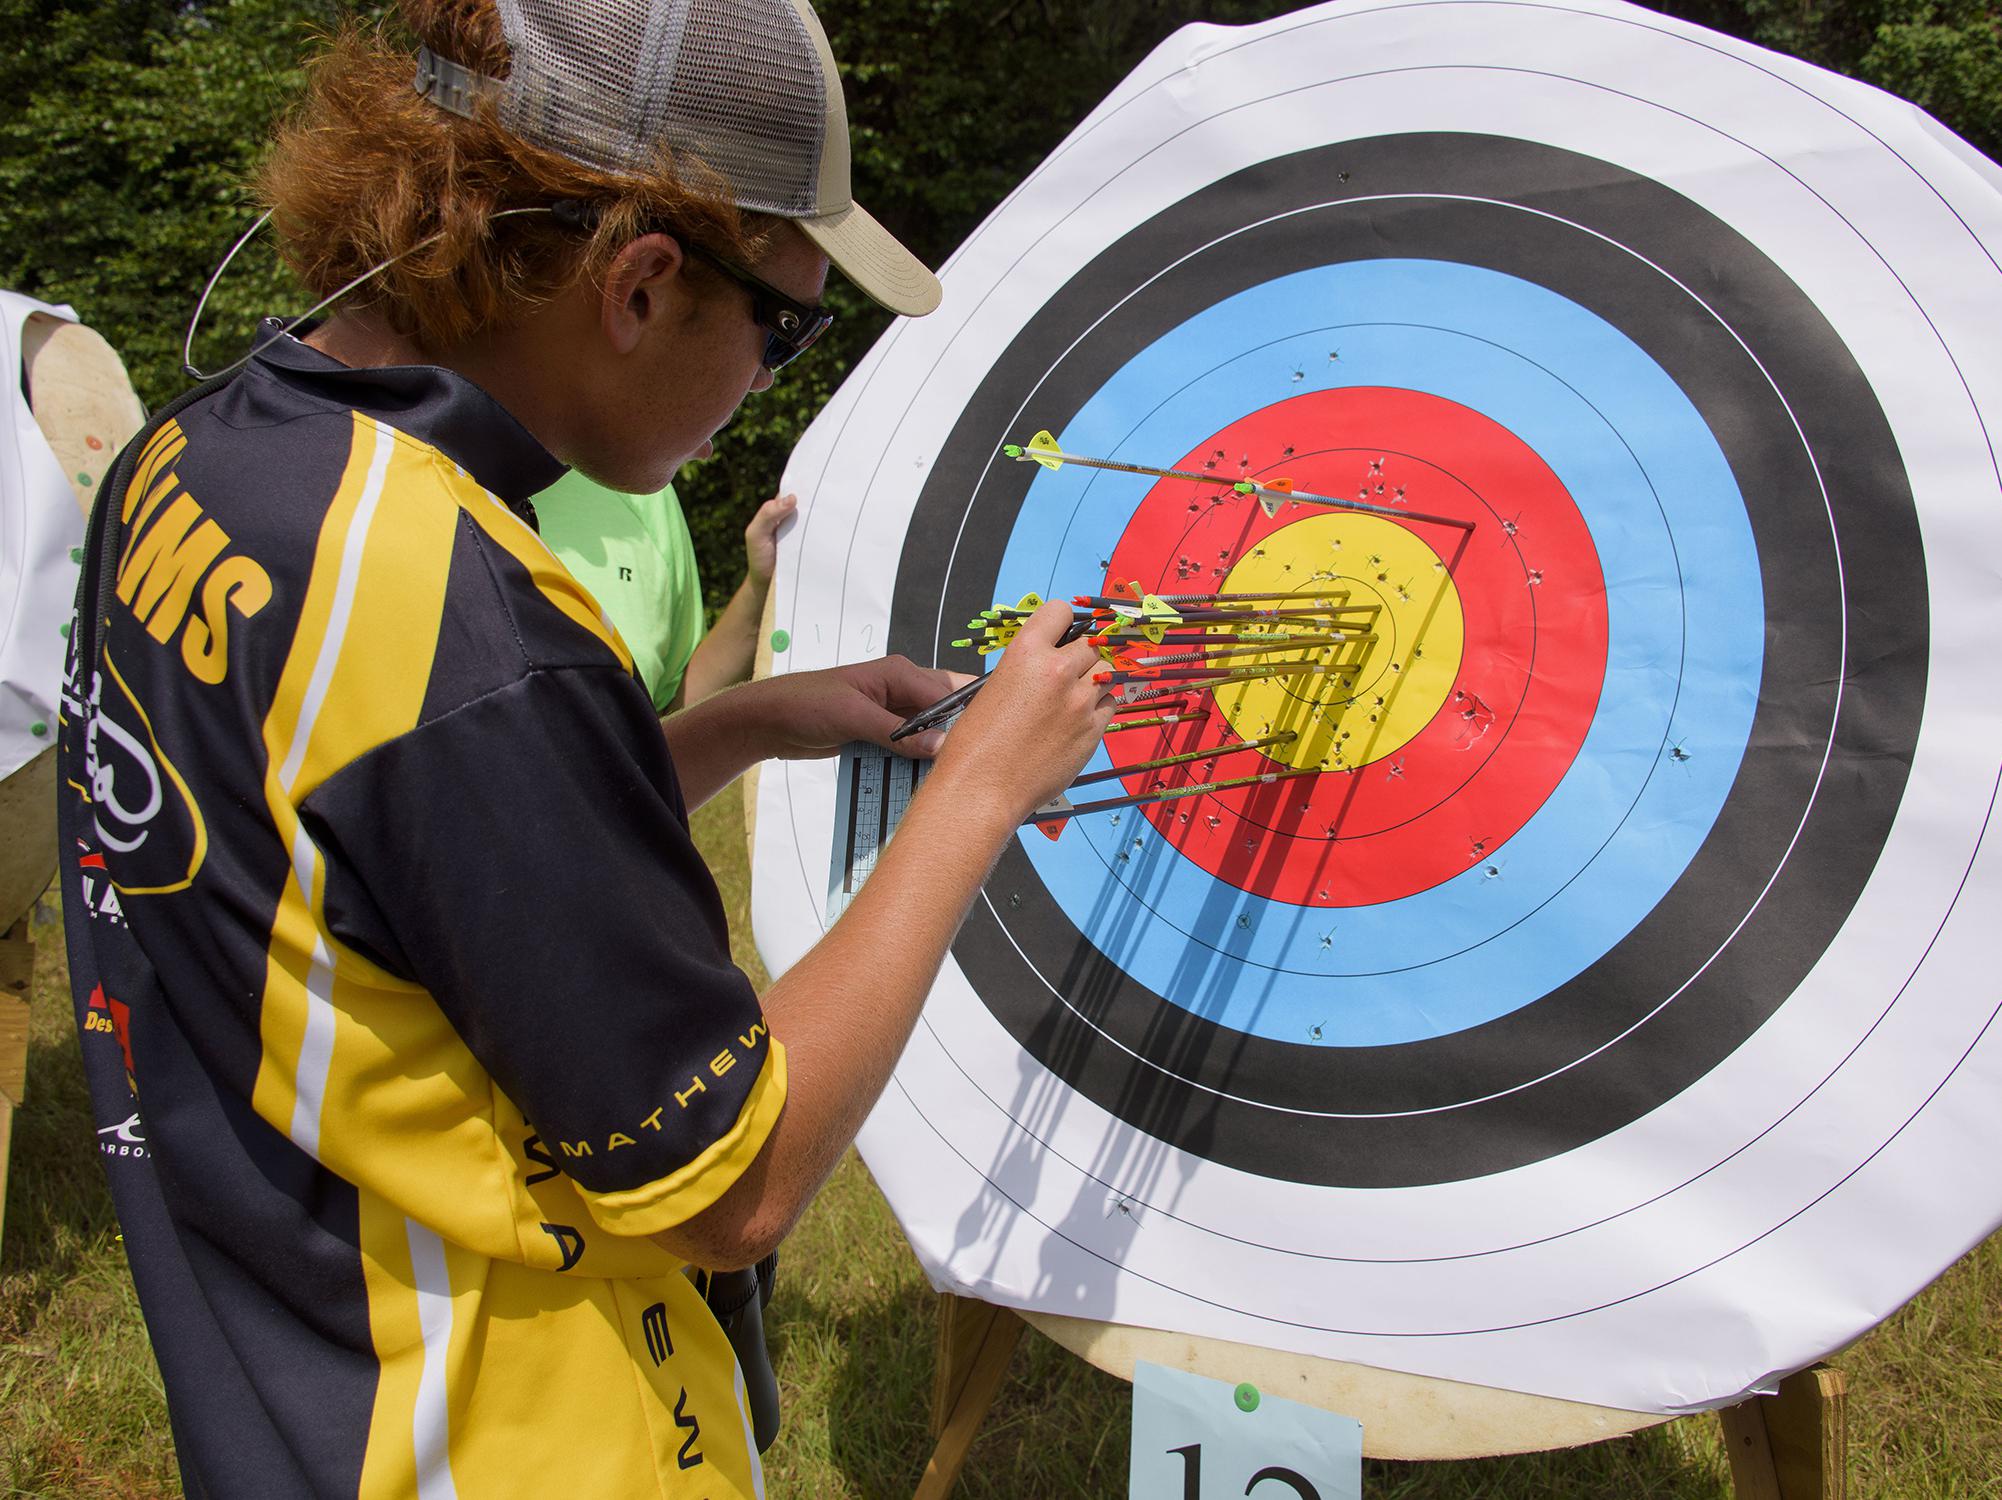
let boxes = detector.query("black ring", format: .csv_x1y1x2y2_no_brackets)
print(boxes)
887,133,1925,1188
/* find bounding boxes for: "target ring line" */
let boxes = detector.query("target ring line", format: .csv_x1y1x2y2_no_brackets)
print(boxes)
1211,510,1465,772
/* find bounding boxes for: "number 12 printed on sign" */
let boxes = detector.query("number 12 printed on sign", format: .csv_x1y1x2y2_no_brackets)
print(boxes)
1128,1363,1360,1499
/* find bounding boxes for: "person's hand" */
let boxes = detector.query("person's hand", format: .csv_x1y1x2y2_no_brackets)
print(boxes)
744,494,796,586
746,656,969,761
929,599,1117,824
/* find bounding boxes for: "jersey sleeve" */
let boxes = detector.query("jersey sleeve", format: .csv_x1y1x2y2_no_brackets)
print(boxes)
298,663,785,1237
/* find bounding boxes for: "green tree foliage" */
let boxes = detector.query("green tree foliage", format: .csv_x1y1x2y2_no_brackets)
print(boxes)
0,0,338,402
1659,0,2000,157
0,0,1995,612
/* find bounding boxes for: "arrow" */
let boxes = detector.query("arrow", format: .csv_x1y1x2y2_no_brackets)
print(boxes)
1068,731,1295,790
1106,709,1210,731
1094,660,1364,688
1029,765,1323,839
1005,431,1475,531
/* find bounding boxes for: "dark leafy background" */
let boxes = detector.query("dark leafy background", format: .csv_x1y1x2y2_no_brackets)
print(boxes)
3,0,1994,614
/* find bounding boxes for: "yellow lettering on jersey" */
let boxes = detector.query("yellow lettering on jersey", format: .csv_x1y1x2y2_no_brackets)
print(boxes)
181,554,274,685
126,469,183,538
708,1051,735,1079
123,423,187,527
118,493,229,642
112,450,272,686
606,1133,636,1152
560,1140,594,1159
673,1074,708,1109
736,1022,768,1050
639,1107,664,1132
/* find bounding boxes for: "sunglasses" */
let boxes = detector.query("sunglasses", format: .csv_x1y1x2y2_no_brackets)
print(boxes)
684,242,834,372
546,201,835,371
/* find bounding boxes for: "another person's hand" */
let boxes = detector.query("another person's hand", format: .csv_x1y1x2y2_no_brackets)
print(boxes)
929,599,1117,824
745,494,796,587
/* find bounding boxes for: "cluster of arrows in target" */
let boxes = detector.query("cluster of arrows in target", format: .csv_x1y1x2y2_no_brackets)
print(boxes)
890,431,1480,841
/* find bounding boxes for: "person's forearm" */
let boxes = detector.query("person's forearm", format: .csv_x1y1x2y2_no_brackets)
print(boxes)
659,679,770,809
681,574,769,703
651,762,1019,1267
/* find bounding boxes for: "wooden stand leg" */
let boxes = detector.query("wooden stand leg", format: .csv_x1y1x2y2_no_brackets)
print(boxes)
1718,1364,1846,1500
0,918,35,1258
915,1293,1026,1500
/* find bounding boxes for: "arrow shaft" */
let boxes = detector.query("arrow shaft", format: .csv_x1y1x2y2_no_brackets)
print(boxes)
1018,445,1475,531
1125,643,1345,669
1069,732,1294,789
1105,710,1210,731
1096,662,1353,686
1027,765,1321,824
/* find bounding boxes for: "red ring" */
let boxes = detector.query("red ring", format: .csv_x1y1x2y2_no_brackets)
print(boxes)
1101,387,1608,906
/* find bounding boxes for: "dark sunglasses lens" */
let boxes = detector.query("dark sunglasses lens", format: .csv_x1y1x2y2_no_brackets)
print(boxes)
762,310,832,372
761,334,797,372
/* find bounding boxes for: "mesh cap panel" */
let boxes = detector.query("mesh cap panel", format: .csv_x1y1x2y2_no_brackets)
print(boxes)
462,0,940,315
495,0,826,215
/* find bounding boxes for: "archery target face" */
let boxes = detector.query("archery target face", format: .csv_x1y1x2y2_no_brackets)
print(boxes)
752,0,2002,1412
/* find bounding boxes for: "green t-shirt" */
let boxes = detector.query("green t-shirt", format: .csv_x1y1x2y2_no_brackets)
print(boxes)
534,470,705,712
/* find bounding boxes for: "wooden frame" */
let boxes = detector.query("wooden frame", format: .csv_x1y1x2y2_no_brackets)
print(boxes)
0,918,32,1256
919,1293,1847,1499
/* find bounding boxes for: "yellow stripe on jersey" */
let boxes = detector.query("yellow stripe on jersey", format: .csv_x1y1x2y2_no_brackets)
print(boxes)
577,1042,789,1237
252,414,446,1152
357,1233,760,1498
269,419,459,802
453,479,636,676
355,1198,481,1500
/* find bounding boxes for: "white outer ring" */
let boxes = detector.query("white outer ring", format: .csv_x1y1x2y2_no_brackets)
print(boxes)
753,0,2002,1411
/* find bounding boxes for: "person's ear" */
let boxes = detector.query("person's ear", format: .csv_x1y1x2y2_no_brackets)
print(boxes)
599,232,689,355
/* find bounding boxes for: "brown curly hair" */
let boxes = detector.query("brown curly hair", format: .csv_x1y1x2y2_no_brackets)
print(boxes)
256,0,774,354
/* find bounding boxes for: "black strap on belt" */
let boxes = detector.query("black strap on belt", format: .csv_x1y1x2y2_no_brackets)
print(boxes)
696,1253,782,1451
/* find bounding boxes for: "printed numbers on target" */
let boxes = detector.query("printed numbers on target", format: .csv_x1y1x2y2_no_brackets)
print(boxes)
1129,1363,1361,1499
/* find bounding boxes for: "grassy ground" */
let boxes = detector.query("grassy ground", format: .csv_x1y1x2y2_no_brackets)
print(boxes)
3,781,1997,1496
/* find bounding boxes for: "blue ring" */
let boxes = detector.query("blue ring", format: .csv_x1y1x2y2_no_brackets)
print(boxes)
992,260,1762,1046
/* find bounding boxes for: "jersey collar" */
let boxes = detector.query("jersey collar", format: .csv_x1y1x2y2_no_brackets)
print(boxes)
246,321,566,520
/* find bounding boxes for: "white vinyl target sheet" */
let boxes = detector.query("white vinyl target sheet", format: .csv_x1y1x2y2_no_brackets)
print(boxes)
750,0,2002,1411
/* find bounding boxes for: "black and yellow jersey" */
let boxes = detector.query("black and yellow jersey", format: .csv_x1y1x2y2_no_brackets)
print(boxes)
57,328,783,1498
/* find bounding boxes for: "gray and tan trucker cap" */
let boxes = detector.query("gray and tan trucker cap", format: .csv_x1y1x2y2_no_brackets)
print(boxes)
414,0,941,316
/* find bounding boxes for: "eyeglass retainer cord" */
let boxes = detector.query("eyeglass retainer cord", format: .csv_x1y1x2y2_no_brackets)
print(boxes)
181,205,559,382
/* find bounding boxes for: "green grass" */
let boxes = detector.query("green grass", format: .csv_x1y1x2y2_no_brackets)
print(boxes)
4,781,1999,1496
1,897,180,1498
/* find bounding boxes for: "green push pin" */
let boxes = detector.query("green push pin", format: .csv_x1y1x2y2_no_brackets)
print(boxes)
769,629,791,653
58,621,72,638
29,721,47,738
70,546,84,564
1234,1382,1261,1412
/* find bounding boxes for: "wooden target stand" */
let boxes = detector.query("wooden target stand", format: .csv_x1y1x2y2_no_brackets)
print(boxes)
0,313,146,1252
917,1299,1843,1500
741,597,1845,1500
